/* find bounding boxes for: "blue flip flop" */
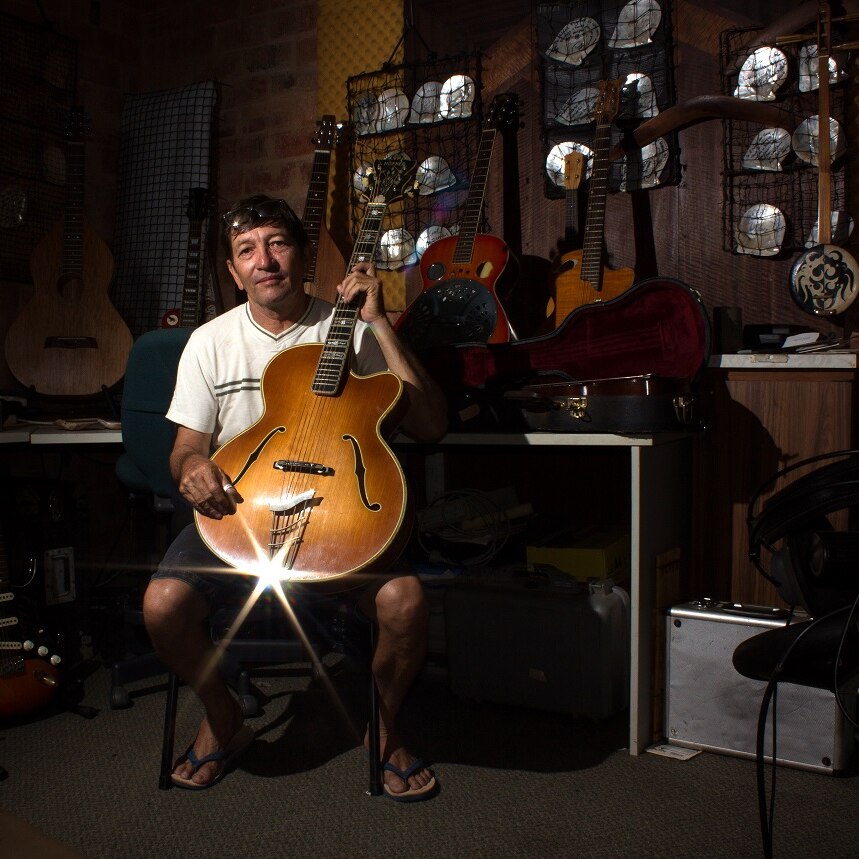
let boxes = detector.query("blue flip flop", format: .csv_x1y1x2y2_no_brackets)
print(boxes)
382,758,439,802
171,724,255,790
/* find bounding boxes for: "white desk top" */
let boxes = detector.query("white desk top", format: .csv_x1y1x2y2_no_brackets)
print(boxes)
0,424,123,445
397,431,690,448
710,352,858,370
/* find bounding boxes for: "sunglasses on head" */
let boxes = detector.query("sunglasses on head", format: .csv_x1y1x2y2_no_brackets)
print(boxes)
221,199,291,229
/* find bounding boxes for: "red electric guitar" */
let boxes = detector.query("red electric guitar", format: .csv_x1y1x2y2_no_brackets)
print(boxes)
395,93,520,351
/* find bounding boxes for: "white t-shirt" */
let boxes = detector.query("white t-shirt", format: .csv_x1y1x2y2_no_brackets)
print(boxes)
166,298,388,449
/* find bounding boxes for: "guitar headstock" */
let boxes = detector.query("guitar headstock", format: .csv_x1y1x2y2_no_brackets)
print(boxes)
359,151,417,204
485,92,520,132
64,106,91,141
186,187,210,221
313,115,343,149
594,79,622,127
564,151,585,190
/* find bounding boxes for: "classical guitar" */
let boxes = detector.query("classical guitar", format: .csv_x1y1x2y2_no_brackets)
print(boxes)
788,1,859,316
303,115,348,304
4,106,133,396
551,80,635,325
395,93,520,351
162,187,209,328
0,529,61,719
196,152,417,585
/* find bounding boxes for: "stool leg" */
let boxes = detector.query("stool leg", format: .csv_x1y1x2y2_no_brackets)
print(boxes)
367,622,382,796
159,672,180,790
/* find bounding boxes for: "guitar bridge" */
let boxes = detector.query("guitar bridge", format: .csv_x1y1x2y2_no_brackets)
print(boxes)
273,459,334,476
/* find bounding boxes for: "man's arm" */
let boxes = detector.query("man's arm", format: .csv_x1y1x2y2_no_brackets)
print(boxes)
170,425,243,519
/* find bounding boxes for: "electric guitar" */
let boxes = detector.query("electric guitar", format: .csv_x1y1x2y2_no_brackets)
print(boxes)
551,80,635,325
195,152,417,585
395,93,520,351
0,530,61,719
4,106,133,396
303,115,348,304
162,187,210,328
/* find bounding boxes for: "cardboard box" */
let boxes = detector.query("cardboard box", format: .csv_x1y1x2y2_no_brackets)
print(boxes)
526,529,630,582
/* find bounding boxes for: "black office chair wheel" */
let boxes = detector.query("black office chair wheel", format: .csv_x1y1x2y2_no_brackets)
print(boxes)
237,694,259,718
109,686,131,709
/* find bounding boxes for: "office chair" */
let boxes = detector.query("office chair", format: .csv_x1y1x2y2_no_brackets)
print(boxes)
734,450,859,858
112,327,383,794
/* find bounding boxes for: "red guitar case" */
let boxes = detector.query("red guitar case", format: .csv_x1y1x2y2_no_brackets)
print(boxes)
420,277,711,432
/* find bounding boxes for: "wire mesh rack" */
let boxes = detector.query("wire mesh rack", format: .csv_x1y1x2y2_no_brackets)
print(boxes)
536,0,679,199
720,25,849,258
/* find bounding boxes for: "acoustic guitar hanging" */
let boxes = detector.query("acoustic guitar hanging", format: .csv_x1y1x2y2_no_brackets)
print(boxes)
788,1,859,316
302,115,348,304
195,152,417,585
4,106,133,396
161,187,210,328
0,529,61,719
395,93,520,351
550,79,635,325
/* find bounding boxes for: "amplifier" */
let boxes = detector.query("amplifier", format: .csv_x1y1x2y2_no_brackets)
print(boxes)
665,600,855,774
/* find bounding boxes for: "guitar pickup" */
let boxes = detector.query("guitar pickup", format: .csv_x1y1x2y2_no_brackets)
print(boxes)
273,459,334,476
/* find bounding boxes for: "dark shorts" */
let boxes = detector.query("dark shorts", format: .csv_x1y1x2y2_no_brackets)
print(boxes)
151,524,411,617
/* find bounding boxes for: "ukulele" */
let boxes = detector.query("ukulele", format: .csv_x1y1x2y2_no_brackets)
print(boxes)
162,187,209,328
788,1,859,316
196,152,417,585
302,116,348,304
0,530,61,719
551,80,635,325
395,93,520,351
4,107,133,396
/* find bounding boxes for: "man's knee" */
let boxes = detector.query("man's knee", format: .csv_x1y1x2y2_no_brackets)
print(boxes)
143,577,207,643
375,575,428,630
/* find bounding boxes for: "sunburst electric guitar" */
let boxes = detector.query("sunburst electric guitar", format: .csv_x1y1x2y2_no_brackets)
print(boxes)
5,106,133,396
395,93,520,351
196,152,418,586
551,80,635,325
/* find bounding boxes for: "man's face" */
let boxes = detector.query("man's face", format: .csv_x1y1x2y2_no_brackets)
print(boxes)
226,223,307,312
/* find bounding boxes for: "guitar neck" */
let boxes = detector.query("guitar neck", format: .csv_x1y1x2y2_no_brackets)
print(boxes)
580,120,613,287
64,136,85,277
303,145,334,285
817,3,833,245
453,126,498,264
312,201,388,395
179,215,205,327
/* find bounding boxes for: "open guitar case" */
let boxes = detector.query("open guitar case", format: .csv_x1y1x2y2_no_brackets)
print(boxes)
419,277,711,433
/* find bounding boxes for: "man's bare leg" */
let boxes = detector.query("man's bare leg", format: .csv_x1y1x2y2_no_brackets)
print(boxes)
143,578,244,787
358,574,434,795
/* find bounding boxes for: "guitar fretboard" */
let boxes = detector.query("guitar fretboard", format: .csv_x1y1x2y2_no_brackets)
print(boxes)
580,119,612,289
453,127,498,265
64,138,85,277
311,202,388,395
303,146,333,285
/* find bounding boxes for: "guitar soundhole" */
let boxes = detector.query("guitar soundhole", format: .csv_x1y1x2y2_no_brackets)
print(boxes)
399,280,498,350
426,261,446,281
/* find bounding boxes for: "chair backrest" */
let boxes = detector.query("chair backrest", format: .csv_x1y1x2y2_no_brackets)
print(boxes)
116,327,194,500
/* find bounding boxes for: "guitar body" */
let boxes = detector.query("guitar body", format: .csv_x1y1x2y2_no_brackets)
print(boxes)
396,233,514,350
552,249,636,326
5,220,133,395
196,343,410,586
0,658,60,719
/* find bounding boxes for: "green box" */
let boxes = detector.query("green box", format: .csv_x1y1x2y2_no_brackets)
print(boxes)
526,529,630,582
